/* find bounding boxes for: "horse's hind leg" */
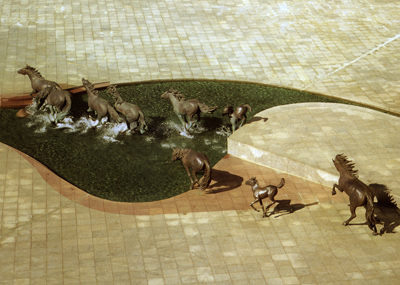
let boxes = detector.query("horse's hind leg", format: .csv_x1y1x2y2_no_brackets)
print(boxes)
190,169,199,189
343,205,357,226
259,199,267,218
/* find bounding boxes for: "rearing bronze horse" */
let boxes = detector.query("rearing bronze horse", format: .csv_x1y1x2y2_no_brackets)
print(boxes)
171,148,212,190
332,154,379,235
161,89,217,130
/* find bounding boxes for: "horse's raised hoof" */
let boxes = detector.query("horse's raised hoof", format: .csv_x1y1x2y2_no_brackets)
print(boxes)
342,221,348,226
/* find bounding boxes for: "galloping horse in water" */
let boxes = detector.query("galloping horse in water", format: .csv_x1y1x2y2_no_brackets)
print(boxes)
332,154,379,235
245,177,286,218
82,78,122,126
18,65,71,123
106,85,148,134
171,148,212,190
161,89,217,130
18,65,61,98
222,104,252,132
36,86,72,124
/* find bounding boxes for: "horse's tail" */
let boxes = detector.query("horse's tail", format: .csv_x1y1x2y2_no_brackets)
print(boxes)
138,110,148,134
198,103,218,114
242,104,252,113
55,92,72,123
365,188,377,232
107,105,123,123
369,183,398,208
199,161,212,190
277,178,285,188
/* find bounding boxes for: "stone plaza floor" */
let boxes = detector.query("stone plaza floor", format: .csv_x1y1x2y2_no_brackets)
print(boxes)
1,0,400,284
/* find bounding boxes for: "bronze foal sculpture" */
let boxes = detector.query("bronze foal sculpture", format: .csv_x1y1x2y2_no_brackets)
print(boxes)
332,154,379,235
171,148,212,191
222,104,252,132
245,177,286,218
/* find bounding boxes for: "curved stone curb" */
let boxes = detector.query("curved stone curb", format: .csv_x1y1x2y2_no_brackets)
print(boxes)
228,102,400,204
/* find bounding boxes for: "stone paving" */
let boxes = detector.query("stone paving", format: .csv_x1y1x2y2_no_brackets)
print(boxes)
1,0,400,284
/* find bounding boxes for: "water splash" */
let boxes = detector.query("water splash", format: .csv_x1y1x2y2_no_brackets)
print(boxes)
215,125,232,137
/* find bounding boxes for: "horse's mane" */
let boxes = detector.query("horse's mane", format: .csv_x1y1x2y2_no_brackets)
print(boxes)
173,148,190,158
168,89,185,101
107,85,124,103
335,154,359,178
25,65,43,78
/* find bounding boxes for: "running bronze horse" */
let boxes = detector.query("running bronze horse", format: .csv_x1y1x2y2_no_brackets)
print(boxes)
18,65,71,122
161,89,217,130
18,65,61,98
36,86,72,124
245,177,286,218
332,154,379,235
107,85,148,134
222,104,252,132
82,78,122,125
171,148,212,190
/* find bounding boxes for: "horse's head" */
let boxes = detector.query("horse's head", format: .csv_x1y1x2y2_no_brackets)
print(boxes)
245,177,258,187
82,78,90,86
332,154,358,178
222,106,233,116
161,89,175,99
171,148,182,161
17,65,32,75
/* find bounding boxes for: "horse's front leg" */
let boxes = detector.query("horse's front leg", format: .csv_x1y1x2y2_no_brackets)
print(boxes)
250,199,261,212
332,183,340,195
177,115,188,130
343,204,357,226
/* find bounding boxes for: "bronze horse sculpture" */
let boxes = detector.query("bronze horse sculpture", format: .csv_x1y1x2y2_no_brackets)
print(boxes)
36,86,72,124
332,154,379,235
222,104,252,132
82,78,122,126
18,65,62,98
161,89,217,130
18,65,71,123
106,85,148,134
171,148,212,190
245,177,286,218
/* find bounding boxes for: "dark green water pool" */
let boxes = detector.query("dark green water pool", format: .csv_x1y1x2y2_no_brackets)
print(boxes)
0,80,351,202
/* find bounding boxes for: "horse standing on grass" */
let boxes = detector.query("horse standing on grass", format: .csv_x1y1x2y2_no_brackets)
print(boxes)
171,148,212,191
161,89,217,131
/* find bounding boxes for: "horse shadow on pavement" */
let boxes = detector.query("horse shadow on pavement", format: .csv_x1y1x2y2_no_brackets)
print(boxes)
207,169,243,193
267,199,319,218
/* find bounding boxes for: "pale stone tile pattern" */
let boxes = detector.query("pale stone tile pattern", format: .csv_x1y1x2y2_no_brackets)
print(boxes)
1,0,399,115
